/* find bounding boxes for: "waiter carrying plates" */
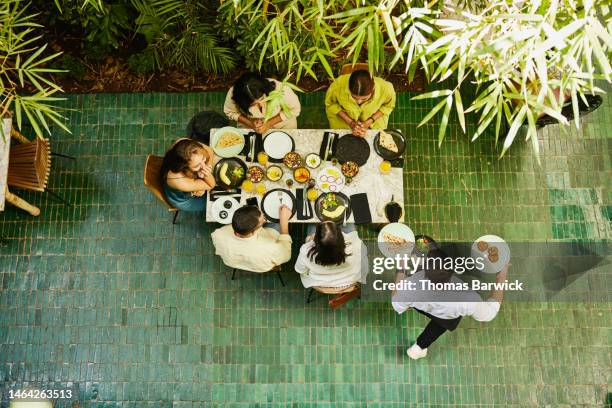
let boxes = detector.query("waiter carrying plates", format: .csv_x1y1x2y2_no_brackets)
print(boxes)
392,249,510,360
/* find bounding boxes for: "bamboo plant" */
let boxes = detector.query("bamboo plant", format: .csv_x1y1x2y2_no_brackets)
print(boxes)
1,0,69,138
224,0,611,156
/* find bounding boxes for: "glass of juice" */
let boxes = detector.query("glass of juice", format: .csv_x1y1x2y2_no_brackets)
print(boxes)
241,180,254,193
379,160,392,174
255,183,266,195
307,188,318,201
257,151,269,166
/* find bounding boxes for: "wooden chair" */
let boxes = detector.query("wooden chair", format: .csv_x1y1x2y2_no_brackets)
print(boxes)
7,132,71,207
340,63,370,76
307,283,361,309
143,154,180,224
231,264,286,287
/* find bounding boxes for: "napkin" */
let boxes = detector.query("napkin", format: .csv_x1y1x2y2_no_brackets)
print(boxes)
319,131,340,161
241,132,263,162
210,188,241,202
350,193,372,224
295,189,314,221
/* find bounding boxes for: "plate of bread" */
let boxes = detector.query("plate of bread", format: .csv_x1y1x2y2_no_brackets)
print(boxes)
374,129,406,160
211,126,246,158
377,222,415,257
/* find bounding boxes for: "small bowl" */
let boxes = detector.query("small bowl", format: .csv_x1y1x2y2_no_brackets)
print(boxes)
305,153,321,169
341,161,359,178
283,152,302,169
266,165,283,181
293,167,311,184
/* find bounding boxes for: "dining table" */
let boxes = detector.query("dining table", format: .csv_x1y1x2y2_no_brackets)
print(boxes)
205,128,405,224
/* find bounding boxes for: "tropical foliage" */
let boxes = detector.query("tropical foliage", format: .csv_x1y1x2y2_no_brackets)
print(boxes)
224,0,612,155
0,0,68,138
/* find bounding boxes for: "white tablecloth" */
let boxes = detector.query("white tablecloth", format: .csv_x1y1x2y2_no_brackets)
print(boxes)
0,119,11,211
206,129,404,223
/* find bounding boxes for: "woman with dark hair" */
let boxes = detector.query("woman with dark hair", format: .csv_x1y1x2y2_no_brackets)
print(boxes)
224,72,301,133
294,222,368,288
325,69,396,136
161,138,216,211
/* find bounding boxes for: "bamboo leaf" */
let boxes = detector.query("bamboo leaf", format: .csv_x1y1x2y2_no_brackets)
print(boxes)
411,89,452,100
437,96,452,147
454,89,465,132
501,106,527,157
417,98,446,128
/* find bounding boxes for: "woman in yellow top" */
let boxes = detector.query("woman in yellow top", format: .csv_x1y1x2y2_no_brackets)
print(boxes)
325,70,396,136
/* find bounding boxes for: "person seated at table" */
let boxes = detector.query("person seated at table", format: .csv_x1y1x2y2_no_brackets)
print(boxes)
294,222,368,288
224,72,301,133
325,70,396,136
161,138,215,212
211,204,293,272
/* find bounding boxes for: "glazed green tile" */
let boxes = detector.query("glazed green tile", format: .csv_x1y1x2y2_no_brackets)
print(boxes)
0,89,610,406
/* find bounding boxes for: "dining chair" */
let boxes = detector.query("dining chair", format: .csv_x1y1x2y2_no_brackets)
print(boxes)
307,283,361,309
231,264,286,287
143,154,180,224
340,63,370,76
7,132,72,208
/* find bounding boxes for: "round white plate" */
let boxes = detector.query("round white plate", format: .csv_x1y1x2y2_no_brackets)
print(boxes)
211,197,240,224
263,131,293,159
315,165,345,193
262,190,294,220
377,223,415,258
211,127,246,158
471,235,510,274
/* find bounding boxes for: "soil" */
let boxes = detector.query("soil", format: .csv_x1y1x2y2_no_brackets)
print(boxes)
44,22,427,94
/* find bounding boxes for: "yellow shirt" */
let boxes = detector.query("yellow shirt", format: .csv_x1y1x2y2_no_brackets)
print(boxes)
325,74,396,129
211,225,292,272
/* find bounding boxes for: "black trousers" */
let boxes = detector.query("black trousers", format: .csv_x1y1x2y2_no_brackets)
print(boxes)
416,320,448,348
414,309,462,349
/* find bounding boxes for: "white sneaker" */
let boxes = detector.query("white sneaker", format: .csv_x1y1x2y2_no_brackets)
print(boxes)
406,344,428,360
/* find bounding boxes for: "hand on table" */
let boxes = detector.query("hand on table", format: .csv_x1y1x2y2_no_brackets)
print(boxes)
352,120,372,137
254,119,270,134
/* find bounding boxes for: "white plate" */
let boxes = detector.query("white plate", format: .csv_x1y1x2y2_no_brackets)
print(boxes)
262,190,294,220
377,223,415,258
263,131,293,159
211,197,240,224
471,235,510,274
211,127,246,158
315,165,345,193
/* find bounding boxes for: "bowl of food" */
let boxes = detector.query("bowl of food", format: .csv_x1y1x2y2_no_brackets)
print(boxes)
341,161,359,178
293,167,311,184
266,165,283,182
246,165,265,183
283,152,302,169
305,153,321,169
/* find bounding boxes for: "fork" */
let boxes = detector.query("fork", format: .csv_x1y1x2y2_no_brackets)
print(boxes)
277,190,283,206
302,187,309,218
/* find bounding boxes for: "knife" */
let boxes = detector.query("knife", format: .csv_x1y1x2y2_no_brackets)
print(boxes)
323,133,332,161
302,186,308,218
249,134,256,161
327,133,335,159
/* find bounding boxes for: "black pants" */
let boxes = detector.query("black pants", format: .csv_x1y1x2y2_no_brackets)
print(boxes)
416,320,448,348
414,309,462,349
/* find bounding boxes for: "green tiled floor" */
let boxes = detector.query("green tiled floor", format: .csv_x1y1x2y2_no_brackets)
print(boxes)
0,89,610,407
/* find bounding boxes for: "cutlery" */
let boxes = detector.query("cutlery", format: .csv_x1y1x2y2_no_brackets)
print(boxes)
249,134,256,161
327,133,335,159
323,133,332,161
302,187,309,218
277,190,283,206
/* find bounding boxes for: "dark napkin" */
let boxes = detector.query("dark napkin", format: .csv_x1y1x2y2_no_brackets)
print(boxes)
350,193,372,224
246,197,258,207
240,132,263,162
295,188,313,221
319,131,340,161
210,187,241,202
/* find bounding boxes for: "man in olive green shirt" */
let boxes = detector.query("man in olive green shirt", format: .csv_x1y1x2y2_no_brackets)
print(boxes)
211,204,292,272
325,70,396,135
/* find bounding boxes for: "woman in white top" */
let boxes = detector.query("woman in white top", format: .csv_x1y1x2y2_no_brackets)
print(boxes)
294,222,368,288
223,72,301,133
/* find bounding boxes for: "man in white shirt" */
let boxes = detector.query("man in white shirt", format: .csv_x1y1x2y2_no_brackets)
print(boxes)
392,250,509,360
211,204,292,273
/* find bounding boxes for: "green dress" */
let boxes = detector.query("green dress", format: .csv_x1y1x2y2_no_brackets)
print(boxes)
325,74,396,129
